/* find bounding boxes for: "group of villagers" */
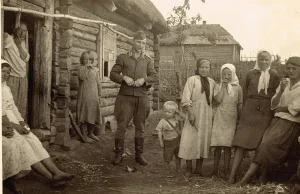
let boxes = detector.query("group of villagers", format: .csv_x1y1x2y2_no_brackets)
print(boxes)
2,22,300,193
156,51,300,186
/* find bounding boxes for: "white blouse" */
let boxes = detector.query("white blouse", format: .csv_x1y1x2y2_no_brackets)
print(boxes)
271,78,300,123
2,82,24,122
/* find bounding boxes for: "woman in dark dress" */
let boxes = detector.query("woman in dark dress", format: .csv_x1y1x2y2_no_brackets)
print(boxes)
228,50,280,184
236,56,300,186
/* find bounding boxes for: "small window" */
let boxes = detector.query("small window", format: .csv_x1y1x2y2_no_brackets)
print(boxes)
104,61,109,77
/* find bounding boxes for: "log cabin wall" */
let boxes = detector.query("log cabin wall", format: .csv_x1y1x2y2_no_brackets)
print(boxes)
63,2,156,133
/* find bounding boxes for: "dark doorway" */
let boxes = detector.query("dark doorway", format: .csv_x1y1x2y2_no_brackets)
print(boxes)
3,11,35,127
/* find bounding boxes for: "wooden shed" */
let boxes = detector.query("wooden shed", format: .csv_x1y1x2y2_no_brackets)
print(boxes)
160,21,242,69
1,0,168,149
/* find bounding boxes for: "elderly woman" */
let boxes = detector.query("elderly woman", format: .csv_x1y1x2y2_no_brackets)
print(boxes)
236,56,300,186
228,50,280,183
2,59,74,193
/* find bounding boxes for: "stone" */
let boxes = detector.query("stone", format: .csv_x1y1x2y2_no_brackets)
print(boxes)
63,140,81,151
31,129,51,141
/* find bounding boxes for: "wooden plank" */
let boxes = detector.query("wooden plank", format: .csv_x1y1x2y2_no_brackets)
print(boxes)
31,0,53,129
100,97,116,107
97,24,102,77
24,0,45,8
32,21,41,127
73,30,97,42
100,105,114,117
71,47,98,59
3,0,44,13
73,36,96,51
73,21,99,35
101,88,119,98
101,82,120,88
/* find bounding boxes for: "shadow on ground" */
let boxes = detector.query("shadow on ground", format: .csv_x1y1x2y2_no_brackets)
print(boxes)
3,111,297,194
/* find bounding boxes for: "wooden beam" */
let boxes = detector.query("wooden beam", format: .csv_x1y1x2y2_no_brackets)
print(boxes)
97,24,103,77
31,0,54,128
23,0,46,8
3,0,44,13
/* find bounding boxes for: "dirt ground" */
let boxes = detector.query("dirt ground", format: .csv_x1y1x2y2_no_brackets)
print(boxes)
3,111,298,194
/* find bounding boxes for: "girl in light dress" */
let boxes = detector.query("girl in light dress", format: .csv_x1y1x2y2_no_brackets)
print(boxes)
210,63,242,178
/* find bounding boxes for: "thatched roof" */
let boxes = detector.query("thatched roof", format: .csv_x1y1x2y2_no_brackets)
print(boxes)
161,23,241,47
113,0,169,33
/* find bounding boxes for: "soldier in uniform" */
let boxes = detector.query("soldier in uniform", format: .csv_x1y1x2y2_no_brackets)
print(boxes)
110,31,158,165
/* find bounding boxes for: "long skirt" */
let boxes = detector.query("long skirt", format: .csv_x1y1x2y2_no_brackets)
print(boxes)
232,98,273,150
253,117,300,167
7,76,28,119
3,109,50,180
2,130,45,180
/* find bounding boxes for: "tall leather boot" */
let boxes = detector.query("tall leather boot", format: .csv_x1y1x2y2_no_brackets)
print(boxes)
112,139,124,165
135,137,148,165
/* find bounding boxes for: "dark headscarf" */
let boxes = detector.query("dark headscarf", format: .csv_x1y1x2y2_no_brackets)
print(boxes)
286,56,300,67
195,59,211,106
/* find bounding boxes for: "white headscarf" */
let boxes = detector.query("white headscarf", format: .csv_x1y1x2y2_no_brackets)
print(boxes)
217,63,239,97
254,50,272,95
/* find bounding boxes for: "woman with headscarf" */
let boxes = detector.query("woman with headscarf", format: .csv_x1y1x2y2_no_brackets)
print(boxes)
236,56,300,186
211,63,243,178
2,59,74,193
228,50,280,184
179,59,215,176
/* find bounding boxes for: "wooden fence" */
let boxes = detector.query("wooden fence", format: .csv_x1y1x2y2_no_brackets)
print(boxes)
159,61,286,103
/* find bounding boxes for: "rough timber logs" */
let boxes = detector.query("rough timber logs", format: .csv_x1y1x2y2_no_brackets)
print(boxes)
100,97,116,107
100,105,114,117
70,3,154,40
101,88,119,98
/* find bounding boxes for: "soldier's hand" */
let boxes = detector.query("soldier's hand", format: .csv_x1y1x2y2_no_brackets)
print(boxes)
134,78,145,87
123,76,135,86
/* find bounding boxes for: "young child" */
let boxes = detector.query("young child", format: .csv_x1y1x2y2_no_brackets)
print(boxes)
210,63,242,178
179,59,215,176
156,101,184,175
77,51,102,143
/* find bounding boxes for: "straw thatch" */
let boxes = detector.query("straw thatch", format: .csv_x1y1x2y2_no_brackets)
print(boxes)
113,0,169,33
161,24,241,47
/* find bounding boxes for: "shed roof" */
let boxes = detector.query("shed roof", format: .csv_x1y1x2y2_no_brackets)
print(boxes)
161,24,241,47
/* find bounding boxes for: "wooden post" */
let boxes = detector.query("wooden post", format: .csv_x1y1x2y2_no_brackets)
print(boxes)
153,34,160,110
95,23,104,136
1,0,4,53
32,0,54,128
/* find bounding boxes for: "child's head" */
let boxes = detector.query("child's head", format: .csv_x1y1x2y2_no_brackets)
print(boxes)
163,101,178,119
80,51,94,66
80,51,90,66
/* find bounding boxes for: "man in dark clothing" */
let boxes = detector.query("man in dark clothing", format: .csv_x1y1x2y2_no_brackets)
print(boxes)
110,31,158,165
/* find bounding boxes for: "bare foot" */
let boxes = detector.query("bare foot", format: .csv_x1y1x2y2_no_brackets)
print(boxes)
83,135,93,143
58,171,75,181
52,173,74,187
88,133,100,141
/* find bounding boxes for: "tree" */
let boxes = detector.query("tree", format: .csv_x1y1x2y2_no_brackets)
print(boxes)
165,0,209,90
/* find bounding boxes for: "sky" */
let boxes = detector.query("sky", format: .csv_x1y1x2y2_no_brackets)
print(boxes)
150,0,300,60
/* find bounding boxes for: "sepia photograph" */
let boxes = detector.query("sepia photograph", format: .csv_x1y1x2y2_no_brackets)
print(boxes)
0,0,300,193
